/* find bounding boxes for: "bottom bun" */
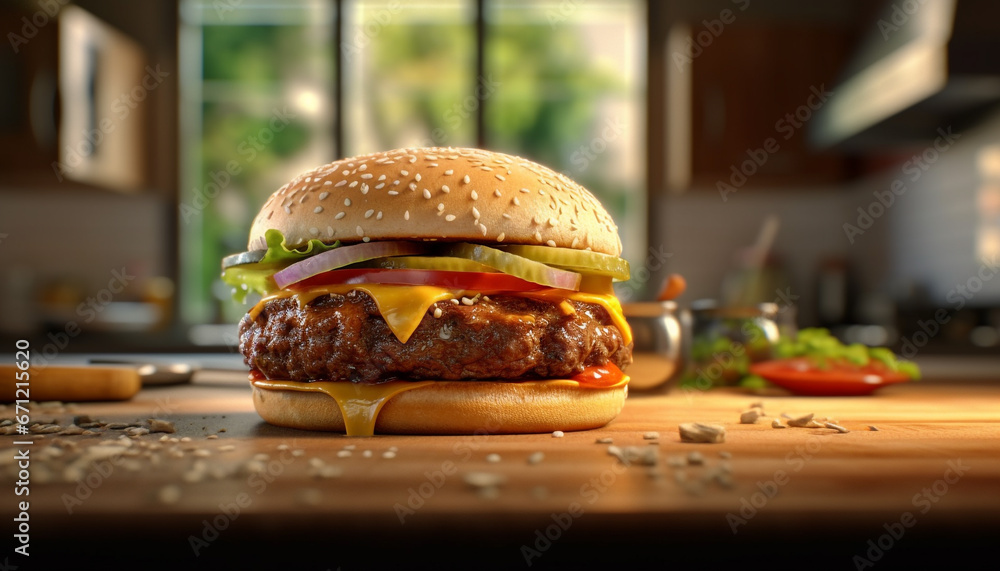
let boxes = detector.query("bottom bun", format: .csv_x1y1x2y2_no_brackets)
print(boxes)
251,380,627,435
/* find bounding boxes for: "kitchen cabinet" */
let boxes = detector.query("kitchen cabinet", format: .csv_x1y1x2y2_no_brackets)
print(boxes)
667,24,851,191
0,4,148,191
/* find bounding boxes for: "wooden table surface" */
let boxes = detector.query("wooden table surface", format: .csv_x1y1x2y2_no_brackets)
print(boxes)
4,369,1000,569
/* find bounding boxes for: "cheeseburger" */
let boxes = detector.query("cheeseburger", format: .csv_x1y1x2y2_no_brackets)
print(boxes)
222,147,632,435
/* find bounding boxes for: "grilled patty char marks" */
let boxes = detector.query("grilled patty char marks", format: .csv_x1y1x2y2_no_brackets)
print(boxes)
239,291,632,383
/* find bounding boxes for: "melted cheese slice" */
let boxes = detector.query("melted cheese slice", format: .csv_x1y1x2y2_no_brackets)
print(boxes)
248,285,632,346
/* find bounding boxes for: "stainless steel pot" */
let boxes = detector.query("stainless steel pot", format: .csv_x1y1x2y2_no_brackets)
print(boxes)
622,301,683,391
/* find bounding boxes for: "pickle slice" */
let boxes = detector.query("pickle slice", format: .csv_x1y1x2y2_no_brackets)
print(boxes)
498,244,630,280
441,243,581,290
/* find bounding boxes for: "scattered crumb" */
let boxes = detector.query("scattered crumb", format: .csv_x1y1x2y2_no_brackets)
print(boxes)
687,451,704,466
679,423,726,443
740,409,763,424
869,425,880,432
643,431,660,440
595,437,613,444
772,418,786,429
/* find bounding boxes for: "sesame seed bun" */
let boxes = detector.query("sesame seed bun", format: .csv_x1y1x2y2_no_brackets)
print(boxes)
251,380,627,434
248,147,622,256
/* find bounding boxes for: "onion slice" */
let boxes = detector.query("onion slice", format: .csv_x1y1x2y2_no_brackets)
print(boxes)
273,241,428,288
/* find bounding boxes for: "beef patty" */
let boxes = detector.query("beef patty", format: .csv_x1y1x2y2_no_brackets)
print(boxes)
239,291,632,383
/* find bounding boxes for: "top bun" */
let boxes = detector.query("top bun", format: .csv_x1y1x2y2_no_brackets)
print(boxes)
248,147,622,256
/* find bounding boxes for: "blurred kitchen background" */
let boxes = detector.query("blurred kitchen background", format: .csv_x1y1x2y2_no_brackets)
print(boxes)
1,0,999,360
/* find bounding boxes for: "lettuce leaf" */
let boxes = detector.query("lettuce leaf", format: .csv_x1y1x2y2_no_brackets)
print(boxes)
221,229,339,303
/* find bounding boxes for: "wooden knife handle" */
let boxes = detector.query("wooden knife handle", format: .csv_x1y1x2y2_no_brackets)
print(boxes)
0,365,141,402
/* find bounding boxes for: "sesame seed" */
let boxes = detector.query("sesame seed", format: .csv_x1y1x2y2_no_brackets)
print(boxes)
497,232,505,242
349,181,358,188
362,237,370,242
335,212,346,220
342,170,349,176
423,189,432,199
323,180,333,186
437,203,445,211
548,218,558,226
539,189,546,195
327,226,335,237
361,173,373,179
401,170,409,176
409,182,417,191
409,156,417,163
495,174,505,181
494,189,502,197
534,231,542,241
441,185,450,193
365,209,374,218
344,198,352,206
449,298,460,305
461,296,474,305
305,177,311,182
433,307,443,318
378,174,386,181
480,166,492,171
375,183,385,189
520,188,530,193
314,206,324,214
358,163,367,171
479,223,488,236
388,190,399,196
335,180,347,187
284,205,291,214
415,173,422,182
444,169,454,175
393,180,400,185
319,191,330,200
571,237,580,248
471,190,479,200
513,197,521,206
377,211,383,220
309,227,319,236
404,211,410,220
356,226,364,236
425,154,438,160
472,207,481,219
546,240,557,247
463,175,471,184
502,213,512,219
445,214,456,222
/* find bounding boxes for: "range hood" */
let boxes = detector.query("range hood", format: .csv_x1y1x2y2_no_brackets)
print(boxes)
812,0,1000,150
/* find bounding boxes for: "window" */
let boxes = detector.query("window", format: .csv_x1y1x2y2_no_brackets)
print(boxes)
180,0,645,334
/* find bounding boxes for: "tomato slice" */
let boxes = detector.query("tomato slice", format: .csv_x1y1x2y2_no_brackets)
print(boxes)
749,358,912,396
288,268,548,292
